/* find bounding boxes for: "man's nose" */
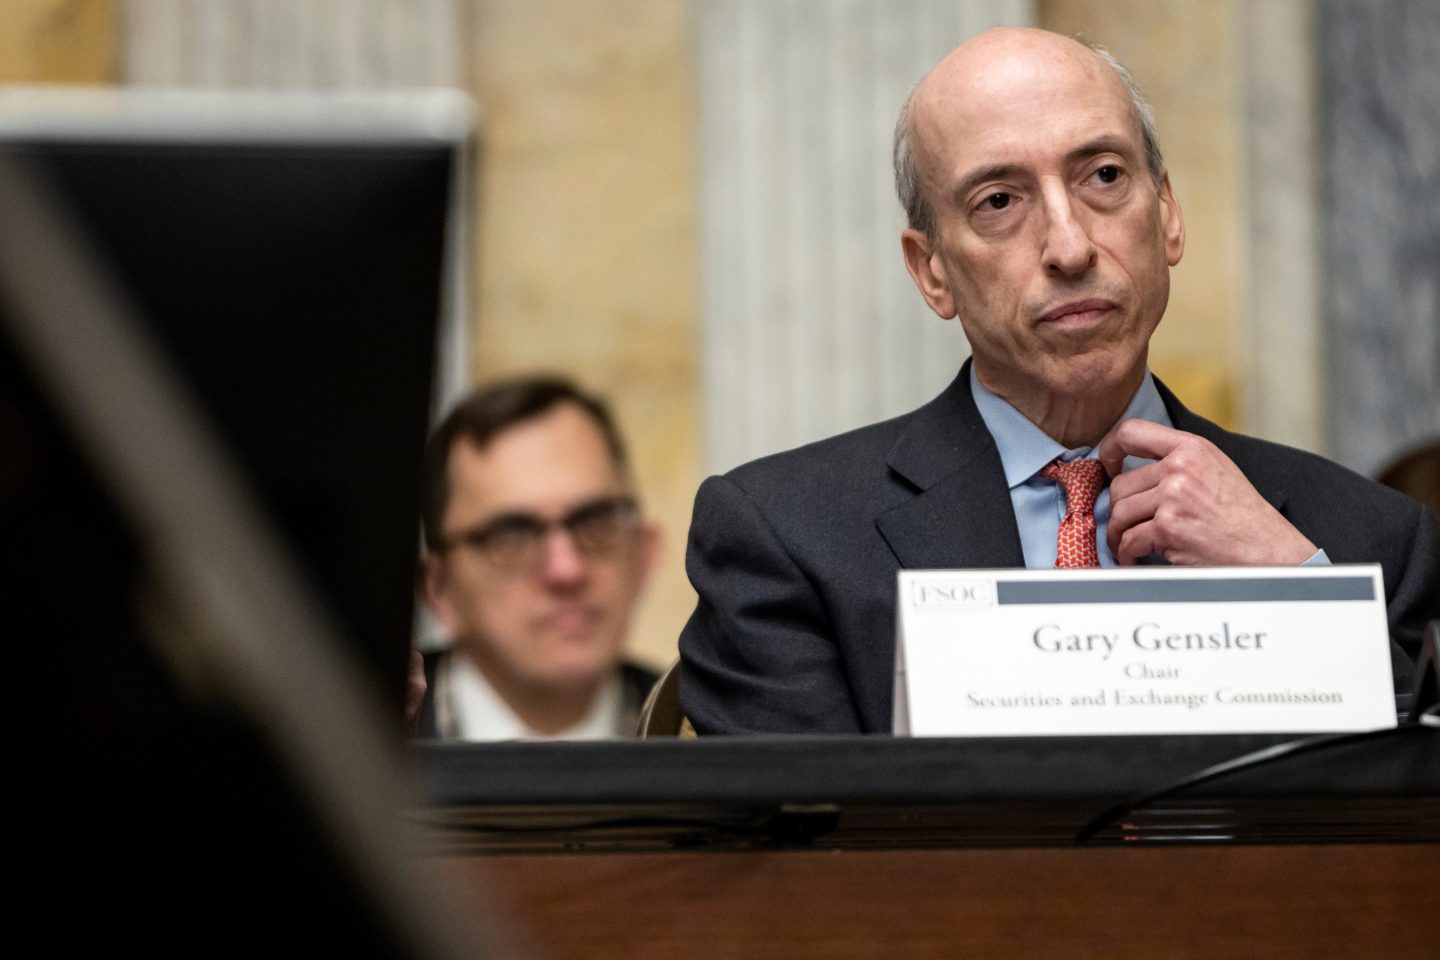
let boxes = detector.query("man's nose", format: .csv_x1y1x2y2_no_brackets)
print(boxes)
1039,181,1097,278
538,527,590,586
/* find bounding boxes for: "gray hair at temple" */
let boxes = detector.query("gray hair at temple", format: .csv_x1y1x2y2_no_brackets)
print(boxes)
892,41,1166,240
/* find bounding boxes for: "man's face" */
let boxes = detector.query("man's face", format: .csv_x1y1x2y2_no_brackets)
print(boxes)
422,403,656,692
902,30,1185,415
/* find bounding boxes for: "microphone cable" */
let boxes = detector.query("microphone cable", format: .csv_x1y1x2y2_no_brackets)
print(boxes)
1074,718,1439,844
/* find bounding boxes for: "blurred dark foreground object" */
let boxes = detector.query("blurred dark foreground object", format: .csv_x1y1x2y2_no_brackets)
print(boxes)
0,91,501,958
0,87,469,710
4,332,411,955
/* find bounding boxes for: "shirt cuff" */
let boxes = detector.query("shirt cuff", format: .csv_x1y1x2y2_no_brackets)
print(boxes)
1301,548,1330,566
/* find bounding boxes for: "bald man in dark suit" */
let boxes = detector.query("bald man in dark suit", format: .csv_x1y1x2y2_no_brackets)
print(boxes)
679,28,1440,734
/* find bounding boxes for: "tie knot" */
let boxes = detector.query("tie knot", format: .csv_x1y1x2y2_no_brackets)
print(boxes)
1040,457,1106,516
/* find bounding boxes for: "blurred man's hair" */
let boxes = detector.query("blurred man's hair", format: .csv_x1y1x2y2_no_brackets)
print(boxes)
421,376,630,551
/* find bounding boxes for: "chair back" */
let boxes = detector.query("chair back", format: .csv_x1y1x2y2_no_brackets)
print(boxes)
636,658,693,737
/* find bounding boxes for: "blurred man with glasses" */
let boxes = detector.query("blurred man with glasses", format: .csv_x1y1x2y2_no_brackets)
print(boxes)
412,377,660,739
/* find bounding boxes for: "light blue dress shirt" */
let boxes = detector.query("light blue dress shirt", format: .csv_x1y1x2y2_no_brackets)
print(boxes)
970,367,1327,568
970,365,1170,568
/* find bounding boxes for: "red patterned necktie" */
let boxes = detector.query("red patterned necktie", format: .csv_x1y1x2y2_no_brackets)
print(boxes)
1039,458,1106,568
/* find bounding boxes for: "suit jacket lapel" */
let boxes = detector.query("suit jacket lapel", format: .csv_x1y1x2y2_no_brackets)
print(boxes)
876,361,1025,569
872,369,1289,571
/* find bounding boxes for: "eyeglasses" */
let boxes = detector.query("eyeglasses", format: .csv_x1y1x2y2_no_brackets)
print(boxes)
435,495,641,572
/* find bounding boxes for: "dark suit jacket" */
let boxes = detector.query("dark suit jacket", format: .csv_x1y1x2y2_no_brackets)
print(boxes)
413,651,659,739
679,363,1440,734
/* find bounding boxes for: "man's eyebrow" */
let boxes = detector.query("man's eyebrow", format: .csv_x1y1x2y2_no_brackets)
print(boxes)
951,135,1140,202
1065,134,1135,166
953,163,1025,203
464,495,633,532
456,510,545,536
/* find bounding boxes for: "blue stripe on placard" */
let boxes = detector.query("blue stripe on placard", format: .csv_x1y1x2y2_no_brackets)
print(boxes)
995,577,1375,605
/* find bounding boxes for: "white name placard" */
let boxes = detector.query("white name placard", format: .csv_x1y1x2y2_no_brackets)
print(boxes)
892,565,1397,736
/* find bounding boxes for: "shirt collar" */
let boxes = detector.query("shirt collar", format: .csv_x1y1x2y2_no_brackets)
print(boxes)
969,364,1171,489
443,653,623,741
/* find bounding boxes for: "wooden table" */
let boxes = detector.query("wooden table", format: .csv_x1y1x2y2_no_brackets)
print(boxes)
414,734,1440,958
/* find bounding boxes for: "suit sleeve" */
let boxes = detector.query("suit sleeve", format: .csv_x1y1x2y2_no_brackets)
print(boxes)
678,474,863,734
1385,502,1440,668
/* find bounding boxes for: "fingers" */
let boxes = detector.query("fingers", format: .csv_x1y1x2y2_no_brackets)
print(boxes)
1102,424,1206,564
1098,418,1188,477
1108,458,1163,503
1106,483,1161,559
1103,426,1205,564
1113,520,1159,566
1100,422,1319,565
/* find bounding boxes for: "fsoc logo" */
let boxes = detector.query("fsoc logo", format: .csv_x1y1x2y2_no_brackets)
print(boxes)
910,577,996,612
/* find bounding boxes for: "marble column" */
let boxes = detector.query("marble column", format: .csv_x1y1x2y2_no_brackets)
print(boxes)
1238,0,1324,455
1318,0,1440,475
697,0,1034,474
120,0,461,89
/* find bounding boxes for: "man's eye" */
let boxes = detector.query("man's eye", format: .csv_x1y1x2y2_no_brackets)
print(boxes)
1094,165,1120,184
481,520,543,550
982,192,1012,211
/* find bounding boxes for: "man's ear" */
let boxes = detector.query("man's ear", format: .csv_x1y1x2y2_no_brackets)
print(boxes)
901,228,958,319
1158,172,1185,267
419,553,457,634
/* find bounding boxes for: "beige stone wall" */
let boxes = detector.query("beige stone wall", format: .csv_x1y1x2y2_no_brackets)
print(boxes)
0,0,116,83
1040,0,1241,429
462,1,699,670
